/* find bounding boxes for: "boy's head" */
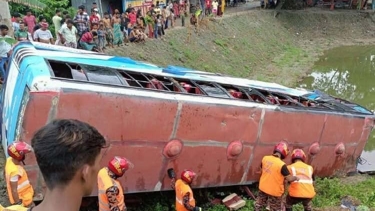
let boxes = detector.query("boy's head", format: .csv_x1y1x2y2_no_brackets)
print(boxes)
19,22,25,30
13,13,21,22
67,20,74,28
92,31,98,39
31,119,107,196
0,25,9,36
92,23,99,30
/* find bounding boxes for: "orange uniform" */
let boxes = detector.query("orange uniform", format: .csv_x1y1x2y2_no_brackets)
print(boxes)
259,155,287,197
97,167,125,211
287,161,316,198
175,179,196,211
5,157,34,206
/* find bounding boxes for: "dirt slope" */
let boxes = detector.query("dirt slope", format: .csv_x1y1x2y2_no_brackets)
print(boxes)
107,8,375,87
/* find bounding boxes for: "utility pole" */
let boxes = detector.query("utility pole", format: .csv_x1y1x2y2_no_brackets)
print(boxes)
0,0,14,36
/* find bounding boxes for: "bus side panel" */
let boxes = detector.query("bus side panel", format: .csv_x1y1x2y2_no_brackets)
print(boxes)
22,91,59,198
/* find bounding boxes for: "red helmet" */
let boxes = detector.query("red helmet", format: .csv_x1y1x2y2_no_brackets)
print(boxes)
7,141,32,161
108,156,132,177
273,142,289,159
181,170,196,184
291,149,306,163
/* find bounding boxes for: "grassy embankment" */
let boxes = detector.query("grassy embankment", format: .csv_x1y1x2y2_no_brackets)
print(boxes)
106,8,375,211
131,175,375,211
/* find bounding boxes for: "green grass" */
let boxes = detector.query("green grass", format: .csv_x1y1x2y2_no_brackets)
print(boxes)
131,176,375,211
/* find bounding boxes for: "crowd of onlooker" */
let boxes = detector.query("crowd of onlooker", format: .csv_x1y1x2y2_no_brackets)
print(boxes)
4,0,228,51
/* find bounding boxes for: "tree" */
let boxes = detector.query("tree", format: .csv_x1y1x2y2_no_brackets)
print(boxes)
0,0,14,36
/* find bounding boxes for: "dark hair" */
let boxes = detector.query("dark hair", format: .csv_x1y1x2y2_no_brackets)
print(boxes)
92,31,98,36
13,13,21,18
78,5,85,10
65,15,71,19
104,12,109,15
31,119,106,190
66,20,74,25
0,25,9,31
26,9,32,13
19,21,25,25
39,15,45,22
63,11,69,15
56,9,61,13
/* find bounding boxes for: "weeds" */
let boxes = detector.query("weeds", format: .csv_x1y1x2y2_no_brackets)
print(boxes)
130,175,375,211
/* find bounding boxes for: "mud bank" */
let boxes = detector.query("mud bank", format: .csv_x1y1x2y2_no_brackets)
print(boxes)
108,8,375,87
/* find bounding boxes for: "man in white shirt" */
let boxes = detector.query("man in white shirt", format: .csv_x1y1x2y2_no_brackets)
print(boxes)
59,20,78,48
0,25,13,79
33,22,54,44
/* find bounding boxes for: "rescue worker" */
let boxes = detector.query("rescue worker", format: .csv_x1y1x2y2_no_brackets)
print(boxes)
97,156,132,211
29,119,107,211
255,142,300,211
285,149,316,211
172,169,202,211
5,141,34,207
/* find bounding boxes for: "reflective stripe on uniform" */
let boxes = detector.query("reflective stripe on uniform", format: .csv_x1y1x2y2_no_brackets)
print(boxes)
17,180,30,190
290,166,313,184
176,197,183,205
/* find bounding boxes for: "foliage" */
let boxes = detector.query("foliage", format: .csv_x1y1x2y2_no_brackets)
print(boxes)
9,0,77,37
313,177,375,208
130,175,375,211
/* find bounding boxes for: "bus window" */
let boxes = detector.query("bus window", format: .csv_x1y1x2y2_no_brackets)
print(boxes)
80,64,124,86
49,61,73,79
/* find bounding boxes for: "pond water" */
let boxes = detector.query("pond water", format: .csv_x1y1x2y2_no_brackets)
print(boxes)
299,45,375,173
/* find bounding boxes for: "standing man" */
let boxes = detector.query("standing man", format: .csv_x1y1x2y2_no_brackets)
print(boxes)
89,9,100,30
285,149,316,211
59,20,78,48
91,3,101,20
52,9,62,45
5,141,34,207
14,22,29,41
23,10,36,35
74,5,90,36
12,13,22,32
0,25,13,78
33,23,54,44
169,169,202,211
97,156,133,211
255,142,300,211
30,119,107,211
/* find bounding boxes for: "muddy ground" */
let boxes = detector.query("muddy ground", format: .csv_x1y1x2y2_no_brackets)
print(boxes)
2,3,375,209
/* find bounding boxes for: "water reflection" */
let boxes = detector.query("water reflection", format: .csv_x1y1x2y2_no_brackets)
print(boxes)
299,46,375,157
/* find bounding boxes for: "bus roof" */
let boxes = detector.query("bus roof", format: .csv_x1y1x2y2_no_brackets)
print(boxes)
13,41,312,97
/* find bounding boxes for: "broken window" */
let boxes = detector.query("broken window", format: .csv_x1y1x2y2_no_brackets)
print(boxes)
80,64,124,86
192,81,230,98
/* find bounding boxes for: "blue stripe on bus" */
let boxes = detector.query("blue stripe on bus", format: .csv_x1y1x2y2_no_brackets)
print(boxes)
2,54,51,152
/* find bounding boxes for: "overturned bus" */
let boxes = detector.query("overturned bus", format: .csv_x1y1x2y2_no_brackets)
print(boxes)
1,41,374,200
